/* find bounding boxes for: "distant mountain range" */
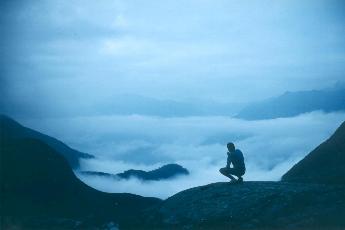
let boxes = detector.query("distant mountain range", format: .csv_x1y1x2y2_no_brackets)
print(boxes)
235,86,345,120
81,163,189,181
3,85,345,120
0,115,93,169
282,120,345,184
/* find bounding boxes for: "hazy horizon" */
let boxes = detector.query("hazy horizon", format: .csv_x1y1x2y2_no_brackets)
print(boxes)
2,0,345,119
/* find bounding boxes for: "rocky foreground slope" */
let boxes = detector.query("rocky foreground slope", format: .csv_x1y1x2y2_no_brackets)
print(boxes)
139,181,345,229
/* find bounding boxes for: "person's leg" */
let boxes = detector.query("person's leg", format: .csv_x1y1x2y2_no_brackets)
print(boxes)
232,168,245,183
219,167,236,181
227,168,245,183
236,168,245,183
237,176,243,183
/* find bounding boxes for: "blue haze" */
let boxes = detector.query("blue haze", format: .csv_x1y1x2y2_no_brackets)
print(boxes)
1,1,345,198
1,0,345,118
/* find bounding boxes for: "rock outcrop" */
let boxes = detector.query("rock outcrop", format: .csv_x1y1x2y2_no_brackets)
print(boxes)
140,182,345,229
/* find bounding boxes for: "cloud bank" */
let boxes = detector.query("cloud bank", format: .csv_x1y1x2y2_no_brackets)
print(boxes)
21,111,345,199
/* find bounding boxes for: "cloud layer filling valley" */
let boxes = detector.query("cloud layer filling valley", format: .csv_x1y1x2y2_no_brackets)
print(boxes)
22,111,345,198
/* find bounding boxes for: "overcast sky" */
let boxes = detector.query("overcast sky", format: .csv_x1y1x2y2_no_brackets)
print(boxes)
1,0,345,118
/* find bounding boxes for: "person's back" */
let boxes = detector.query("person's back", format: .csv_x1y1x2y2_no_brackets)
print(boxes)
230,149,245,171
220,142,246,184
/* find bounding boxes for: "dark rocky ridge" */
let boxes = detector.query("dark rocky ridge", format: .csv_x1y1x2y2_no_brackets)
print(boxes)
0,137,161,229
282,121,345,184
0,114,93,169
81,163,189,181
140,182,345,229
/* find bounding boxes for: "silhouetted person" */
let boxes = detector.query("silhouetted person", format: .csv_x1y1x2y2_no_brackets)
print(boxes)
219,142,246,184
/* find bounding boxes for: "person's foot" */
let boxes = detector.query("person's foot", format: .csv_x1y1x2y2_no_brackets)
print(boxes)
237,177,243,184
229,179,238,184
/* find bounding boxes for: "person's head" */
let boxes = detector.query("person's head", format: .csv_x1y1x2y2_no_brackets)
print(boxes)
227,142,235,152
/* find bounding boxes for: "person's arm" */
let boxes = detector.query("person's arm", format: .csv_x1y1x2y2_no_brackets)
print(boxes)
226,152,231,168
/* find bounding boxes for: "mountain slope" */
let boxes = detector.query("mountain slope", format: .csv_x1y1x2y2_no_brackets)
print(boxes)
235,87,345,120
282,121,345,184
0,115,93,169
0,137,161,229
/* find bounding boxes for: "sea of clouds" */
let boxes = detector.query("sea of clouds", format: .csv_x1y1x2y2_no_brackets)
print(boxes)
22,111,345,199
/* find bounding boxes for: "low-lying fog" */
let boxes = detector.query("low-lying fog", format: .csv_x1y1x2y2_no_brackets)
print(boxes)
22,111,345,199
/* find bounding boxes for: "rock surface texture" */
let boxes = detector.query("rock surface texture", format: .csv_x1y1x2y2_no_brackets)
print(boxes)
141,181,345,230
